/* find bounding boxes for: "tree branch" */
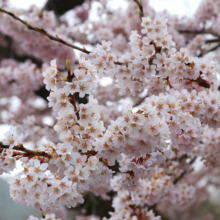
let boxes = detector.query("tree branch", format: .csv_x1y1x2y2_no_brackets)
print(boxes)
173,157,196,184
205,39,220,44
134,95,148,107
0,8,90,54
178,29,220,38
187,76,210,88
0,142,52,158
198,43,220,57
0,8,124,66
133,0,144,19
0,141,99,160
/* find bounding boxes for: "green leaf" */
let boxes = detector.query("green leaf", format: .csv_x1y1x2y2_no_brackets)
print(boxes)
24,21,29,27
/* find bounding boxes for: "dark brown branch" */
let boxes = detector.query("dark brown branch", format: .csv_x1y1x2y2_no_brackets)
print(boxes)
0,7,90,54
198,43,220,57
178,29,220,38
173,157,196,185
81,150,97,156
0,142,52,158
178,29,207,34
134,95,148,107
187,76,210,88
205,39,220,44
178,29,220,56
0,8,125,66
164,76,173,88
69,94,80,120
114,61,124,65
0,141,99,162
65,60,80,120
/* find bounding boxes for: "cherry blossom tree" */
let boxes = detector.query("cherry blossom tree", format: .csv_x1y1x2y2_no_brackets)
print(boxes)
1,0,220,219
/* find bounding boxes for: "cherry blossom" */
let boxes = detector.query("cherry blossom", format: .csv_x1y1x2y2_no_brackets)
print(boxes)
1,1,220,220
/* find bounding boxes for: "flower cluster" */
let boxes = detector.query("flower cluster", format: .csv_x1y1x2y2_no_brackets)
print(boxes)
2,127,22,149
0,59,44,101
90,40,117,77
8,156,83,209
1,1,220,220
109,170,195,220
6,57,115,209
0,148,16,174
192,126,220,167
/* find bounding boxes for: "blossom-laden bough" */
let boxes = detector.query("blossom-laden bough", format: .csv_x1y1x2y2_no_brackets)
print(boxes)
1,0,220,220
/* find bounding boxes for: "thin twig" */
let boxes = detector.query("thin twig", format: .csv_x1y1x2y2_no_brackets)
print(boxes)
187,76,210,88
0,8,90,54
133,76,174,107
70,94,80,120
178,29,207,34
198,44,220,57
65,60,80,120
134,95,148,107
173,157,196,185
133,0,144,19
178,29,220,38
205,39,220,44
0,8,125,66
